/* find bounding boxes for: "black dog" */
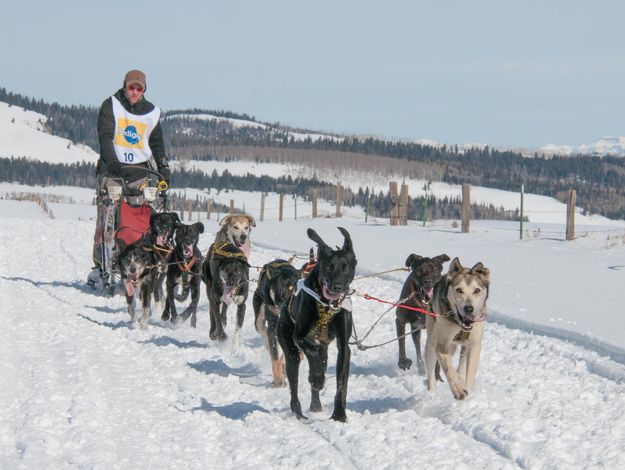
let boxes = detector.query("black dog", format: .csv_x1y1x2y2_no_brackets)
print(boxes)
202,242,250,347
118,241,155,330
161,222,204,327
278,227,357,422
139,212,180,313
253,259,299,387
396,253,450,374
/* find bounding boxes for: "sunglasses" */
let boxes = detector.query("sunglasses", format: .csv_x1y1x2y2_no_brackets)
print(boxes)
126,83,144,93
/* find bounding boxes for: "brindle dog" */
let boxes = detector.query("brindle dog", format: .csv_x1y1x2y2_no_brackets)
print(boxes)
161,222,204,328
253,259,299,387
278,227,357,422
139,212,180,313
396,253,450,374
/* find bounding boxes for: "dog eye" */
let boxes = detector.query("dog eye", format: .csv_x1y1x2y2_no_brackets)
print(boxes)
474,288,481,294
455,288,463,294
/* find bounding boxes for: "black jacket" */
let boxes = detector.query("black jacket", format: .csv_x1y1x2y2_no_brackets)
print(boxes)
96,88,168,175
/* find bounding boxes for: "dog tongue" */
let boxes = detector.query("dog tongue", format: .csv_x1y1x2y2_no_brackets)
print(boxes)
221,287,236,305
322,284,342,302
183,244,193,257
156,234,167,246
126,279,135,297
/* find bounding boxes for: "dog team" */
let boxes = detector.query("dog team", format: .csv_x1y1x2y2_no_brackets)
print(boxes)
116,211,491,422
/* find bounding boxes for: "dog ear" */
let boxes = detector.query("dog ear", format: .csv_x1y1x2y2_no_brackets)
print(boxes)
195,222,205,234
470,262,490,285
447,257,463,276
246,214,256,227
307,228,331,255
171,212,180,224
219,215,231,227
150,212,157,228
337,227,353,254
434,254,451,267
405,253,421,267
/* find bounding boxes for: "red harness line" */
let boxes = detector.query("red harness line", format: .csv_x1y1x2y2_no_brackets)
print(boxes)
361,293,439,317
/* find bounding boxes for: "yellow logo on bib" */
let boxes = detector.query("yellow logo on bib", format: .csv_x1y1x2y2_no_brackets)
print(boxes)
114,118,147,149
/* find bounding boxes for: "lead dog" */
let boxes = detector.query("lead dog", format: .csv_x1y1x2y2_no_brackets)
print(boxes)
396,253,450,374
118,241,155,330
278,227,357,422
214,214,256,259
425,257,490,400
253,259,299,387
202,241,250,347
161,222,204,327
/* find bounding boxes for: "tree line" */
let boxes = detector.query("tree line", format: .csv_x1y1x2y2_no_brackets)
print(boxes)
2,88,624,218
0,157,517,221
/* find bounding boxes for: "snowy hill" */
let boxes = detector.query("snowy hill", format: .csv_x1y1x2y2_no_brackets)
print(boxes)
0,102,97,164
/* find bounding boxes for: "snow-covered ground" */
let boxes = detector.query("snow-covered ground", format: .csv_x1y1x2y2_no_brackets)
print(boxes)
3,99,625,469
1,196,625,469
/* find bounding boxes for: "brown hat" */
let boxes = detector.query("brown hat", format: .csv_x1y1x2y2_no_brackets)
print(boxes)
123,69,146,89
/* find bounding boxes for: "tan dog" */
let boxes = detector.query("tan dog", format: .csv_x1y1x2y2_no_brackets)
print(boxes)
214,214,256,259
424,258,490,400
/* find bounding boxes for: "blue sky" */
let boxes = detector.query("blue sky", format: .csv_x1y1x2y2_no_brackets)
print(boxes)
2,0,624,147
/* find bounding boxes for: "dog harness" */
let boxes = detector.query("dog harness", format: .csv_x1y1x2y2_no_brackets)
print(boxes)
291,278,353,344
177,256,197,273
210,241,248,261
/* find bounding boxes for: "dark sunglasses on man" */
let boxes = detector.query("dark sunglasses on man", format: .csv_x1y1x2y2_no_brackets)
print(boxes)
126,84,144,93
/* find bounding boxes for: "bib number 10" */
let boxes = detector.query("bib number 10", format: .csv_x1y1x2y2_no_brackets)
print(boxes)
123,152,134,163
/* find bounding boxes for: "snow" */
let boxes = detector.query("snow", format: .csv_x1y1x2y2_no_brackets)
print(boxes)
2,100,625,469
0,102,98,164
1,195,625,469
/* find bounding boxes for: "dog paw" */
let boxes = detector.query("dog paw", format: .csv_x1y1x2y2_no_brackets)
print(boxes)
271,379,286,388
330,411,347,422
453,388,469,400
310,399,322,413
139,321,148,331
398,358,412,370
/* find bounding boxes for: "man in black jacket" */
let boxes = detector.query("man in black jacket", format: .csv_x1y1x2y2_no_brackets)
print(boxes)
88,69,171,288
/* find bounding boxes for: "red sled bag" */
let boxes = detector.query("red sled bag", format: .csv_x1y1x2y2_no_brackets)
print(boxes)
116,201,152,247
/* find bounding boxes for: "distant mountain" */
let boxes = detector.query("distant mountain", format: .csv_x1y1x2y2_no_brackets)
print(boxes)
538,136,625,157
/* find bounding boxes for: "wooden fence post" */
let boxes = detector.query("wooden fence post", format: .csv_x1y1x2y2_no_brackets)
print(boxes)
260,193,265,222
461,183,470,233
311,189,318,218
229,199,234,214
187,200,193,221
335,183,342,217
399,183,409,225
519,185,524,240
566,190,576,241
207,199,212,219
279,194,284,222
389,181,399,226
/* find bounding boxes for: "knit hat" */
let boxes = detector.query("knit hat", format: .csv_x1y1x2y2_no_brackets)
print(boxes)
123,69,146,90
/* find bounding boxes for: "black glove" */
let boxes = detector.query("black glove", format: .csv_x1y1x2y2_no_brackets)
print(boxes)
159,166,171,185
107,160,122,176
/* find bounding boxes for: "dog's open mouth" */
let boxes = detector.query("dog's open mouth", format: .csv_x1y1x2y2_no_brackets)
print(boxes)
182,243,194,258
321,283,346,310
417,285,434,304
156,232,171,247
